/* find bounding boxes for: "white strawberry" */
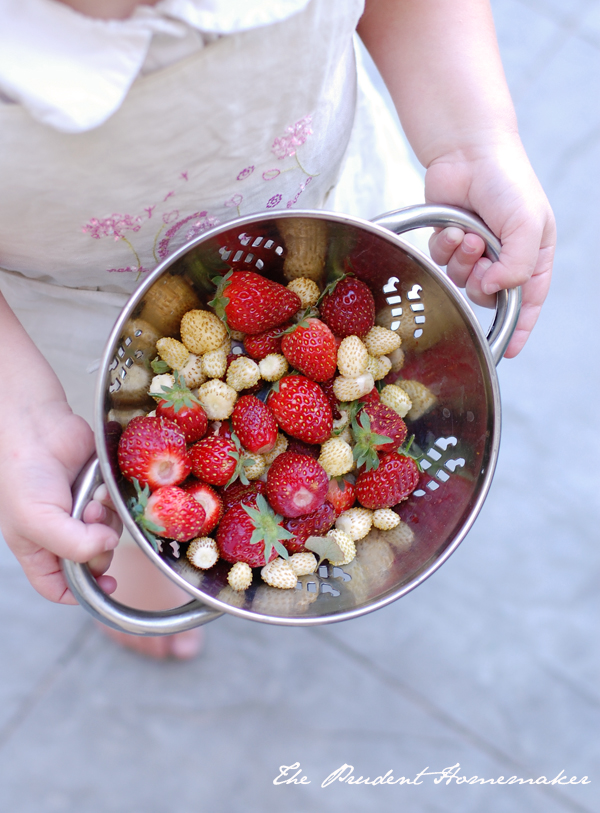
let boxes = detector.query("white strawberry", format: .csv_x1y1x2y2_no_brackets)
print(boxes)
228,561,253,591
261,557,298,589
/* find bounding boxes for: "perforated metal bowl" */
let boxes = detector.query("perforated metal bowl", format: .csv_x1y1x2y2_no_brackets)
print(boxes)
62,205,520,634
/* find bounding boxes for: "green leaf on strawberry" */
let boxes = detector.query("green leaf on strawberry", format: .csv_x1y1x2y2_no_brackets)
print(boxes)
241,495,294,562
351,411,393,471
225,432,256,487
304,535,344,566
208,269,233,326
150,356,171,375
128,478,164,552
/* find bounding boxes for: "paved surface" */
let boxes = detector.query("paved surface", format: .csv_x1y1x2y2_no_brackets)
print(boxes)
1,1,599,811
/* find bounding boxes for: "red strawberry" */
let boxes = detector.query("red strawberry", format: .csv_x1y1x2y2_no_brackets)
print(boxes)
358,387,380,407
231,395,278,454
266,451,329,518
280,318,337,382
219,479,267,513
181,479,223,535
351,404,408,472
282,501,337,553
355,452,420,509
243,323,291,360
320,275,375,338
208,420,233,440
153,373,208,444
267,374,333,444
217,494,293,567
286,438,321,459
189,434,241,487
326,477,356,515
210,270,301,335
118,416,191,491
142,485,206,542
319,377,342,420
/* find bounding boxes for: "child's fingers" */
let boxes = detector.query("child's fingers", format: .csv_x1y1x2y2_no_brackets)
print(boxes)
429,228,487,289
18,544,118,605
14,506,121,567
429,226,465,266
445,232,487,288
82,498,123,536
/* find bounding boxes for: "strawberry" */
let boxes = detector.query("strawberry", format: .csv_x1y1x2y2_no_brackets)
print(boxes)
352,402,408,471
118,416,191,491
286,438,321,459
131,484,206,542
219,479,267,513
266,451,329,518
267,374,333,444
231,395,278,454
153,372,208,444
243,323,291,360
280,318,337,382
355,452,420,509
208,420,233,440
210,270,301,335
217,494,293,567
282,501,336,553
189,433,252,487
320,275,375,338
319,377,342,420
181,479,223,535
358,387,380,407
326,477,356,515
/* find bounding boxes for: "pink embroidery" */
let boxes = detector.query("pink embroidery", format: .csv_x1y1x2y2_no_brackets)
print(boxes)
286,176,313,209
145,205,156,219
163,191,175,202
180,171,189,181
237,166,255,181
157,211,219,259
266,194,283,209
185,213,219,241
108,266,150,274
272,115,313,159
83,213,142,241
263,169,280,181
225,194,243,208
163,210,180,225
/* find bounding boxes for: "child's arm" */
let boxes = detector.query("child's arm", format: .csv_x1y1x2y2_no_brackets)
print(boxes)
358,0,555,357
0,292,120,602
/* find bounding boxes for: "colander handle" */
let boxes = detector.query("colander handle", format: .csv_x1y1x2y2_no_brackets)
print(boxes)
61,455,223,635
371,204,521,365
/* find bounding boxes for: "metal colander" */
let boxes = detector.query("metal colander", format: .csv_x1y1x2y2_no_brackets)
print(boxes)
62,205,520,635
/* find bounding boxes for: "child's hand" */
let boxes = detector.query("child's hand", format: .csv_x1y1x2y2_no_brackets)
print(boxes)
0,399,121,603
425,136,555,358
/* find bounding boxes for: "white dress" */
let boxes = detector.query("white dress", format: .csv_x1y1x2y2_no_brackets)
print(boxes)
0,0,424,423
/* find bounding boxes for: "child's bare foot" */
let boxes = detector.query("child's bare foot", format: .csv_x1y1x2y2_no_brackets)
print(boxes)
97,542,204,660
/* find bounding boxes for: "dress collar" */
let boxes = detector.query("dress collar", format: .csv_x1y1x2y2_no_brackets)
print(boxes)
0,0,310,132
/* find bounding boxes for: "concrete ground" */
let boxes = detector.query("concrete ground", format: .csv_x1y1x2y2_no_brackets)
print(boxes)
1,1,599,811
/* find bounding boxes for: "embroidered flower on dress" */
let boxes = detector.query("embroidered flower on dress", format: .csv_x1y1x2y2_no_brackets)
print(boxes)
108,266,150,274
266,194,283,209
263,169,281,181
272,115,313,159
225,194,243,208
83,213,142,241
157,211,220,259
237,166,255,181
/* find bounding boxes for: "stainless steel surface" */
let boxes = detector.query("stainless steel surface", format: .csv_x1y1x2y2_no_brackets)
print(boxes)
62,456,223,635
64,204,519,631
371,204,521,365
